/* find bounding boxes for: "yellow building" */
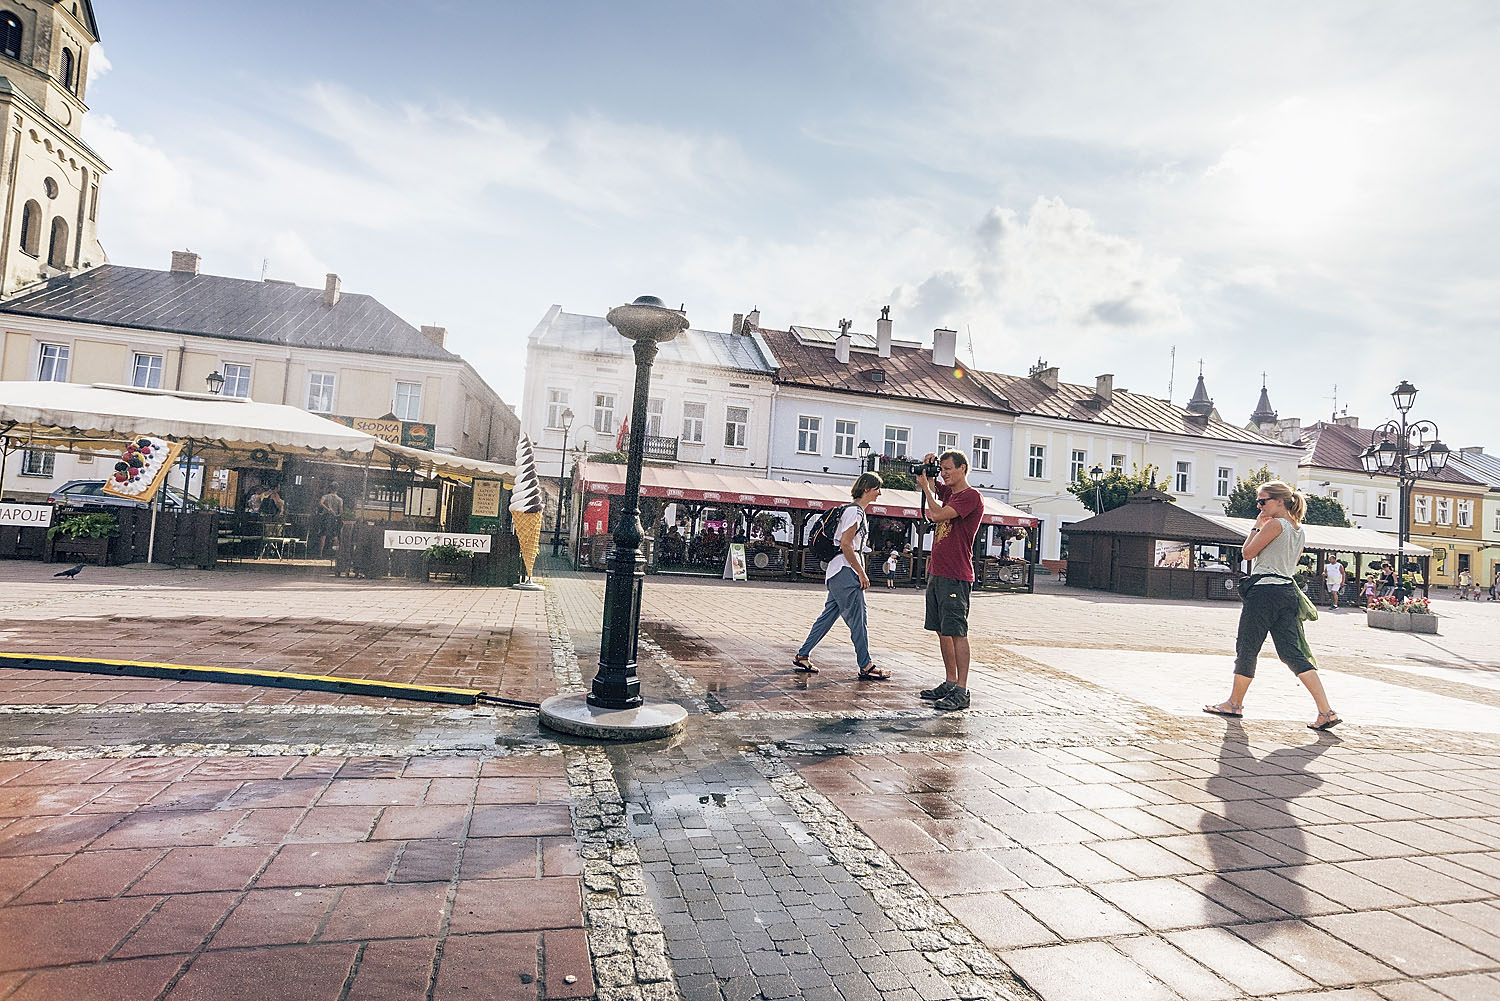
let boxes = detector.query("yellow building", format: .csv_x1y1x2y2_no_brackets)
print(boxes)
1407,480,1488,588
1448,447,1500,594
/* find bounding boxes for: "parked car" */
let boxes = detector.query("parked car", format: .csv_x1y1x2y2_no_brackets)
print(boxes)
46,479,190,510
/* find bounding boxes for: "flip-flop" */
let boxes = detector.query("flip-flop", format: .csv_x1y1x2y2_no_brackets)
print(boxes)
858,664,892,681
1203,703,1243,719
792,656,818,673
1308,712,1342,731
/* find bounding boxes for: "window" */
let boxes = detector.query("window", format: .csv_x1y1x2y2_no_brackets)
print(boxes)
681,402,705,443
1457,499,1473,529
972,436,991,471
306,371,335,412
884,426,911,459
20,449,53,477
60,47,76,93
1028,444,1046,479
1352,490,1368,517
1328,488,1341,503
646,398,664,437
1436,497,1451,526
132,353,164,389
1174,460,1191,493
1,13,20,60
545,388,570,429
938,431,958,453
89,184,98,222
1414,495,1430,523
47,216,68,268
394,381,422,421
19,199,39,256
1377,494,1390,518
593,393,616,434
36,343,68,382
1216,466,1232,499
221,362,251,398
833,419,856,458
724,406,748,448
797,416,821,454
1111,454,1125,473
1070,449,1087,482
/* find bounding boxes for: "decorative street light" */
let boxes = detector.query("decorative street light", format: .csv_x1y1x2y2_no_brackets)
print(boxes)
550,408,575,557
1357,381,1450,599
205,370,225,396
1088,463,1105,515
857,439,875,473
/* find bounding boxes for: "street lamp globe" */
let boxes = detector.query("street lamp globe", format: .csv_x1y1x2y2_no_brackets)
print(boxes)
1391,380,1418,413
1089,464,1104,485
1425,441,1450,473
1359,443,1382,475
205,370,225,395
561,407,574,431
1376,438,1399,471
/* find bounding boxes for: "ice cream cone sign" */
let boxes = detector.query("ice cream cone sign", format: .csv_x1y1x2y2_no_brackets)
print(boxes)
510,433,546,588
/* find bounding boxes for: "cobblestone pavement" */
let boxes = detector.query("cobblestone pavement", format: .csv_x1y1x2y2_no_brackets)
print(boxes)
1,561,1498,1000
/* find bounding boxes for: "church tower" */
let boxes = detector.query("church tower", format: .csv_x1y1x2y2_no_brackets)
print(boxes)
0,1,107,296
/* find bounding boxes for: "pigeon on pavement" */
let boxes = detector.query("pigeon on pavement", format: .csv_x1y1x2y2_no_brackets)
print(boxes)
53,564,85,579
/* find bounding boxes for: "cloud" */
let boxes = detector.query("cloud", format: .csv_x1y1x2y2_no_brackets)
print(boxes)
87,44,111,85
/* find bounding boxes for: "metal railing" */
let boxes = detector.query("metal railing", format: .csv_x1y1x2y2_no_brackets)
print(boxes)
643,435,678,462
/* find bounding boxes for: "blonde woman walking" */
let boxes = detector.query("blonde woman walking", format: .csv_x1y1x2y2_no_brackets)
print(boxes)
1206,480,1342,730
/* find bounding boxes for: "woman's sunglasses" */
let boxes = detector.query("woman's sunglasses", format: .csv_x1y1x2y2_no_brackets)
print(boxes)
1256,498,1270,506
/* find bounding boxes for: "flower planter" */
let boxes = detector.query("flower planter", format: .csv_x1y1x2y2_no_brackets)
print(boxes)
1366,609,1438,634
46,536,112,566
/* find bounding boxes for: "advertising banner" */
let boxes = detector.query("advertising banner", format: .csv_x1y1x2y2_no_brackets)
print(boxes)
0,503,53,528
722,543,748,581
383,530,492,553
101,437,185,505
471,479,503,518
330,415,437,448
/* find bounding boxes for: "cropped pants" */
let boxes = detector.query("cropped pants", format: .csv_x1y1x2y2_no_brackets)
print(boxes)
798,567,871,669
1234,583,1316,678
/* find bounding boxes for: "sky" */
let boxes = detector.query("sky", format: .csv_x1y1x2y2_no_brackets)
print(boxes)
82,1,1498,452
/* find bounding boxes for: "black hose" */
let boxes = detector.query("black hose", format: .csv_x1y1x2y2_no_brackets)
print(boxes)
475,693,543,710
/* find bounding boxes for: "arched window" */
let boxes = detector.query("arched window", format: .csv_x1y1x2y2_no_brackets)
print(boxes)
47,215,68,268
0,12,20,60
60,47,74,92
18,199,39,256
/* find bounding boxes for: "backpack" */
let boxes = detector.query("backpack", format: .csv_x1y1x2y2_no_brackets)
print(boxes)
808,506,851,562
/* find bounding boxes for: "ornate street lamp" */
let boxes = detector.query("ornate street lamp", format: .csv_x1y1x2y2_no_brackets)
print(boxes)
857,439,874,473
1362,381,1449,600
539,296,689,741
1088,463,1105,514
550,407,575,556
205,370,225,396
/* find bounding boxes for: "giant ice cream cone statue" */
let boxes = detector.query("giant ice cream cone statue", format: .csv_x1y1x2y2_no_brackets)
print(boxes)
510,433,546,589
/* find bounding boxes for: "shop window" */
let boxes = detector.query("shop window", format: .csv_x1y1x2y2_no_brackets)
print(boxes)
972,435,991,471
221,362,251,398
306,371,336,412
36,342,68,381
833,419,856,458
394,381,422,421
20,449,53,477
545,388,569,429
884,426,910,459
1028,444,1046,479
724,406,748,448
681,401,704,443
797,415,821,454
132,352,163,389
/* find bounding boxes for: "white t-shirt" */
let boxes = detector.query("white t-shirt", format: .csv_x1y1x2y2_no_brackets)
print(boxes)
1324,563,1344,587
884,554,898,575
825,505,869,582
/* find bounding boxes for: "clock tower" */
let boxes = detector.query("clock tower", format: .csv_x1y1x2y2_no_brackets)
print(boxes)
0,1,108,296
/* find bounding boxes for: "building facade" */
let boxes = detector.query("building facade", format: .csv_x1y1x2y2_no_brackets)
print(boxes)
0,1,107,297
1449,447,1500,592
1,253,518,499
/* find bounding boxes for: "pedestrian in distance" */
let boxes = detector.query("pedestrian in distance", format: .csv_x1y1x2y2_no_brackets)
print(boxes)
915,449,985,711
1324,558,1345,609
792,471,890,680
1206,480,1342,730
316,488,344,558
884,549,899,589
1361,574,1378,608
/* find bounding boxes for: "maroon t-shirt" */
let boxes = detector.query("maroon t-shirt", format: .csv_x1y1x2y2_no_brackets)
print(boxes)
928,484,983,582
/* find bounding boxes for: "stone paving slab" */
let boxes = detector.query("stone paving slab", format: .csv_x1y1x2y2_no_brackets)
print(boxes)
0,751,592,1000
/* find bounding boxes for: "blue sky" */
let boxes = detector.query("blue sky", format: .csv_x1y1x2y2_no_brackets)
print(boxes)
86,1,1497,450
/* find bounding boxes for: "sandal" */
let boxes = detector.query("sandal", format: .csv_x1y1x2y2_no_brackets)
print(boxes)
858,664,891,681
792,655,818,673
1309,710,1342,731
1203,701,1243,718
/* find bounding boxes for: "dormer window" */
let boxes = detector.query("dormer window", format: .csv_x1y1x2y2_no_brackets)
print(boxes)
1,13,20,59
61,46,76,92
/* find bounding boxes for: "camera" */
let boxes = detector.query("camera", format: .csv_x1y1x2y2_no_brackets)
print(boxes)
908,460,940,480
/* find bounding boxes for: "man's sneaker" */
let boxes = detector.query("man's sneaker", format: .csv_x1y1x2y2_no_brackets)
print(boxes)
920,680,955,701
933,687,970,711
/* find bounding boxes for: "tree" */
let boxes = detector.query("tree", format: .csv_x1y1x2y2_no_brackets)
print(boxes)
876,468,917,492
1224,466,1274,518
586,450,628,464
1066,464,1166,514
1303,495,1353,527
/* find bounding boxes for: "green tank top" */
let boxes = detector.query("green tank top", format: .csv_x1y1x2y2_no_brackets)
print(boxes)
1251,517,1303,583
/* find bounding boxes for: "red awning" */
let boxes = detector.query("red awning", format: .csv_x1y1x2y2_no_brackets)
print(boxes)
575,462,1037,527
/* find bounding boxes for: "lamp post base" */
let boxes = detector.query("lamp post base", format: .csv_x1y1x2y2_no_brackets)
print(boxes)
512,581,546,591
537,693,687,742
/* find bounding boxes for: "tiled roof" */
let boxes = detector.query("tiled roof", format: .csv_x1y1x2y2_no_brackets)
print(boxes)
1300,421,1483,486
0,265,458,361
756,326,1013,412
1062,490,1247,543
528,307,775,375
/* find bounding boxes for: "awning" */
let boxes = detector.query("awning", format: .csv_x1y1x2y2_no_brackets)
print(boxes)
1202,515,1431,557
576,461,1038,527
381,442,515,485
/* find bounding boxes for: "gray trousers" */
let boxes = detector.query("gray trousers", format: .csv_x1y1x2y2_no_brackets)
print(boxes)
798,567,871,669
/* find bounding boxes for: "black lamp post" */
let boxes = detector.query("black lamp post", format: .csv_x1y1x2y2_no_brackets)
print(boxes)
591,296,689,710
205,370,225,396
1088,463,1105,514
550,408,575,556
1357,380,1450,600
857,439,876,473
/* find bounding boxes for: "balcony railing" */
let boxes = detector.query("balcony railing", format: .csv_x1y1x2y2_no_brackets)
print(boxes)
643,435,678,462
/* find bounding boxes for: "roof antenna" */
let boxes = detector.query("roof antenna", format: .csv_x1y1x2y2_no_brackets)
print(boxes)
966,324,977,366
1167,345,1176,401
260,258,269,281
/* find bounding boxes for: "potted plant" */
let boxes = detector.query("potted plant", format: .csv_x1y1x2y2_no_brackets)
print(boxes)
423,542,472,582
46,512,120,565
1366,595,1438,634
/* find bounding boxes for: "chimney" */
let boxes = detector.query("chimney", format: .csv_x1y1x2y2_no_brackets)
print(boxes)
1459,446,1485,454
746,307,760,329
1277,417,1302,444
876,305,892,359
169,250,200,275
420,325,447,348
1334,414,1359,429
1028,358,1059,390
932,328,957,368
323,273,341,307
1094,373,1114,406
835,318,852,364
732,312,744,337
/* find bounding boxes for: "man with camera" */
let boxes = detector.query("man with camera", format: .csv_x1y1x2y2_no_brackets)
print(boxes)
915,449,984,710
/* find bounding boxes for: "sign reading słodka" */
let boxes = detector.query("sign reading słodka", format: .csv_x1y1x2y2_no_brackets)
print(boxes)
329,415,436,449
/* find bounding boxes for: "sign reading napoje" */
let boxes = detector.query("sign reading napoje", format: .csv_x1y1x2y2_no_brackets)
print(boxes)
383,530,492,553
0,503,53,528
